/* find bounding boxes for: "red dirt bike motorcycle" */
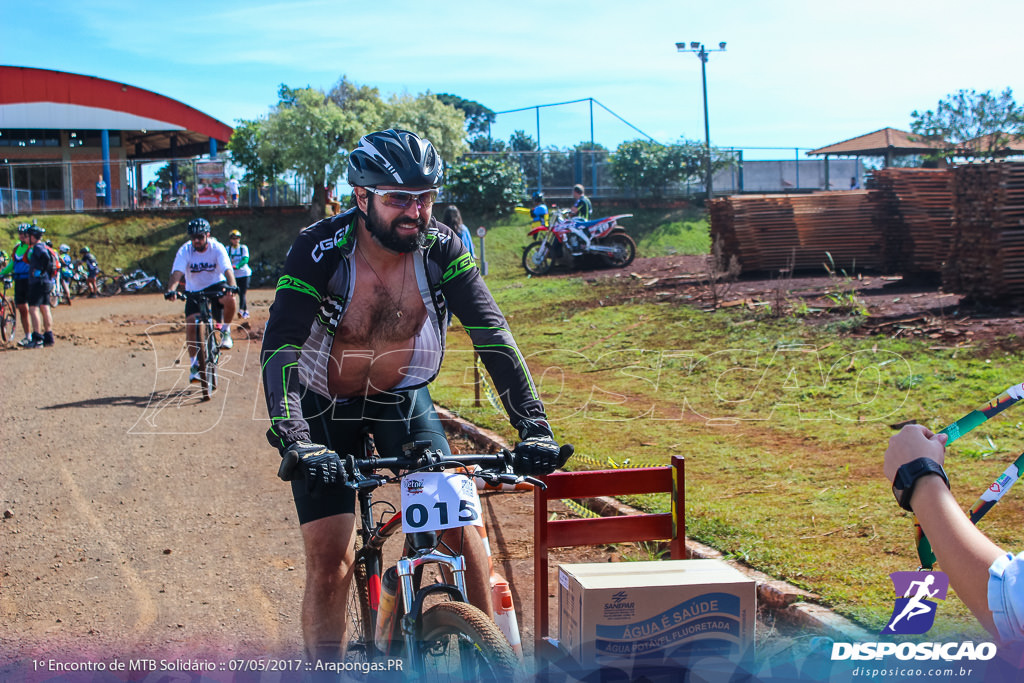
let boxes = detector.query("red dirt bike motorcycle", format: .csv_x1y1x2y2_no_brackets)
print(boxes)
522,207,636,276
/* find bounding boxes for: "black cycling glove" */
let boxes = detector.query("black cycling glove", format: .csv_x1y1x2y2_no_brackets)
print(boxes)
513,419,565,476
283,440,344,495
163,291,176,301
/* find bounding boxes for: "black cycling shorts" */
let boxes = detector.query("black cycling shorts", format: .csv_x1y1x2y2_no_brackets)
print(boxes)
291,385,451,525
184,284,227,318
26,279,52,307
13,277,29,305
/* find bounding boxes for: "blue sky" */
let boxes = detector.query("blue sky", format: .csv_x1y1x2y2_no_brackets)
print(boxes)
7,0,1024,161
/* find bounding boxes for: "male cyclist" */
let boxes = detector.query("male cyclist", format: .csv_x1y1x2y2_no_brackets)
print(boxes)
261,128,568,661
163,218,238,383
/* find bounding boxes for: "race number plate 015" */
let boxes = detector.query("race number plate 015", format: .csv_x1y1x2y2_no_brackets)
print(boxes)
400,472,483,533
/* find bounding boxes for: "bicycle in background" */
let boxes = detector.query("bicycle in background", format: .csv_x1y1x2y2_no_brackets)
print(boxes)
1,278,16,342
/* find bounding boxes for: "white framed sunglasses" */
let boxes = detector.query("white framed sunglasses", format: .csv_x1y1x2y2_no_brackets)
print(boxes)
365,187,438,209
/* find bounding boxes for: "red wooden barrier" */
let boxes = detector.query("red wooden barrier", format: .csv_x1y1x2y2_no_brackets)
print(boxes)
533,455,685,652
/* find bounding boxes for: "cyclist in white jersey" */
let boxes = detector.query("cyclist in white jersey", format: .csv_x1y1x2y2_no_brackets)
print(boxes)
163,218,238,382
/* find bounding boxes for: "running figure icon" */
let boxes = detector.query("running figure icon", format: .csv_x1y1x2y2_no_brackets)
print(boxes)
883,571,949,635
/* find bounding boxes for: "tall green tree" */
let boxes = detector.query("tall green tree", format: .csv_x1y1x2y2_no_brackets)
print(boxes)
911,88,1024,159
610,139,723,199
436,94,496,136
383,93,468,165
227,118,283,189
261,84,386,217
508,130,537,152
445,156,525,217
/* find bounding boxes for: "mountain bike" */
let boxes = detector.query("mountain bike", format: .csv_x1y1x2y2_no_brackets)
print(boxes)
172,289,223,400
279,437,571,680
1,278,17,342
102,268,163,296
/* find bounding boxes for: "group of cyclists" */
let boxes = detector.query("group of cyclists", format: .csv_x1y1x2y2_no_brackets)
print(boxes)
0,223,101,348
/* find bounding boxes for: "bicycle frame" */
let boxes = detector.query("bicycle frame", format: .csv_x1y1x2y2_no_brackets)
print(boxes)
352,444,474,660
175,290,221,400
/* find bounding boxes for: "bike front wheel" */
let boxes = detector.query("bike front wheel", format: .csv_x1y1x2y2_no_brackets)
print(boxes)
417,601,518,682
345,536,375,662
522,240,553,276
2,308,16,342
205,324,219,393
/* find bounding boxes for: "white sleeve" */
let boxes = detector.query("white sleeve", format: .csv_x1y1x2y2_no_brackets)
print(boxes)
988,551,1024,640
171,243,189,274
215,242,233,273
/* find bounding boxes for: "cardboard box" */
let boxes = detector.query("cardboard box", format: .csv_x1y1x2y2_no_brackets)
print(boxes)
557,559,756,669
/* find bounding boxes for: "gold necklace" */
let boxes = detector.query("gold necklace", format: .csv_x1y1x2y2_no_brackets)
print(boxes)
357,246,408,318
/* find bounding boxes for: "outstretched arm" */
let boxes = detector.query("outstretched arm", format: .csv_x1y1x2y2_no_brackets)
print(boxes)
884,425,1005,636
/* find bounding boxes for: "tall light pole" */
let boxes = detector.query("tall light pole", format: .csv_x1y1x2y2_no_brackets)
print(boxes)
676,41,726,201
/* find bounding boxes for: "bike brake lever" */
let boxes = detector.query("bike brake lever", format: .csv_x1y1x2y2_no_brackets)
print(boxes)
523,475,547,490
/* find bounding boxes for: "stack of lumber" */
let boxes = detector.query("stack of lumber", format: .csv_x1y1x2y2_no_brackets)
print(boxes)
709,191,882,274
943,162,1024,302
867,168,954,276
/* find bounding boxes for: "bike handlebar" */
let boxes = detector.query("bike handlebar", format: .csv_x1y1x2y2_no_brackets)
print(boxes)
277,440,575,491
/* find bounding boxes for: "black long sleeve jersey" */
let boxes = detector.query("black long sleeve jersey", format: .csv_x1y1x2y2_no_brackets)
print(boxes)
261,209,546,451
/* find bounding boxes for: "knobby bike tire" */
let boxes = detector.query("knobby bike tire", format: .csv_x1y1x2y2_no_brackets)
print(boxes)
417,601,518,682
600,233,637,268
99,278,121,297
195,325,210,401
522,240,553,276
205,323,219,393
1,308,16,342
345,535,374,663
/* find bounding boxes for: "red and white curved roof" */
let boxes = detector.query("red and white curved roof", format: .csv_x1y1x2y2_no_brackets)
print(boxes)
0,66,233,155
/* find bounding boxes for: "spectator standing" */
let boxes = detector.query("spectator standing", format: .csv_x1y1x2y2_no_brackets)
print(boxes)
23,224,55,347
226,177,240,207
227,229,252,318
153,184,163,207
442,205,475,258
569,183,592,221
95,174,107,209
0,224,33,345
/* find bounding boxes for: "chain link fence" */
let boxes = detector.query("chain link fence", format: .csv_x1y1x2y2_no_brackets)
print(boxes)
0,158,310,214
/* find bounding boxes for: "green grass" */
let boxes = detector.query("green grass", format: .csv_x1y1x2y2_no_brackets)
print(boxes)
8,205,1018,638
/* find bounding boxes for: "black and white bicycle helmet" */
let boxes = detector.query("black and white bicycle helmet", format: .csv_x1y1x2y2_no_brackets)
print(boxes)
24,224,45,237
187,218,211,236
347,129,443,189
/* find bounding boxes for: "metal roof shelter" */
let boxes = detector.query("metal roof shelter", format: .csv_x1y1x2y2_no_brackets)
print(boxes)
0,66,233,158
807,127,947,167
0,65,233,210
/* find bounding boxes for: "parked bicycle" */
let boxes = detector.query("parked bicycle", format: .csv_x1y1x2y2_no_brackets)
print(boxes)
279,436,572,680
102,268,163,296
172,290,222,400
1,278,17,342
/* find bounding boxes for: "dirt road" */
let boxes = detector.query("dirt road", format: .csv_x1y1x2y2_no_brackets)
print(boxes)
0,291,622,677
